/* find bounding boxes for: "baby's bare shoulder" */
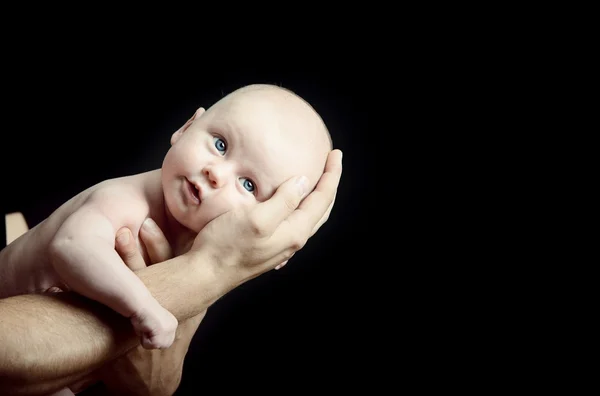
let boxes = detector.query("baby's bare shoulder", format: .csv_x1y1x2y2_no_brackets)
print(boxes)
91,177,142,198
91,177,149,209
79,176,151,228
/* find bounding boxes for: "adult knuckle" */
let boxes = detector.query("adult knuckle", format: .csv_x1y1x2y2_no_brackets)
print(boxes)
284,196,298,212
146,233,163,247
282,250,297,261
122,248,138,261
283,250,295,261
290,235,307,251
248,215,266,236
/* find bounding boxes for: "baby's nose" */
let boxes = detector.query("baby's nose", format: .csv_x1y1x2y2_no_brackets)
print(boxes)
203,164,231,188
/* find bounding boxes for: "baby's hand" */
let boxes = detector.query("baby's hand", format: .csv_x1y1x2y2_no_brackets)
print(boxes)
130,300,178,349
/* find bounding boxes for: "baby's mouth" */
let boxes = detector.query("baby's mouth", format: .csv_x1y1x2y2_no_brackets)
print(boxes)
186,179,201,204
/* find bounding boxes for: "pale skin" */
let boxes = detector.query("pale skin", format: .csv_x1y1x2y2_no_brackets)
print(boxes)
0,148,341,395
3,213,206,395
0,87,340,394
0,84,331,355
85,222,206,395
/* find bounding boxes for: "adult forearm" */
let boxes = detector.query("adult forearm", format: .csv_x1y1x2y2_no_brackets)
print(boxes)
0,292,131,395
0,252,222,395
0,148,342,395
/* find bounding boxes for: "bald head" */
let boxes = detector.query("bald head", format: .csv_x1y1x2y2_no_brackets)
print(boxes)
222,84,333,151
190,83,331,195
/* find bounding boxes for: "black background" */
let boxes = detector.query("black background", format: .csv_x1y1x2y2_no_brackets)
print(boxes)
1,66,392,392
0,12,524,394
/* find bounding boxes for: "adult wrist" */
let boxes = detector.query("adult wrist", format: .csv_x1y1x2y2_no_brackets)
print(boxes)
184,246,255,302
177,248,238,311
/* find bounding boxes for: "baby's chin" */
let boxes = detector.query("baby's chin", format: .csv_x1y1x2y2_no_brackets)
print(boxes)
179,216,209,234
164,202,207,234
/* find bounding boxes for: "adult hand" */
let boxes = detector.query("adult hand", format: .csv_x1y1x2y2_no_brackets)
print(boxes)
72,221,204,396
194,149,343,283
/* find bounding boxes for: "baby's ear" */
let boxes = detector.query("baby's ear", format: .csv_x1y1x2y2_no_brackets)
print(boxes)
170,107,206,145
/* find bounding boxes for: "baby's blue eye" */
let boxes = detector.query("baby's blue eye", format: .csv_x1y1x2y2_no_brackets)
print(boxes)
240,177,255,193
214,137,226,154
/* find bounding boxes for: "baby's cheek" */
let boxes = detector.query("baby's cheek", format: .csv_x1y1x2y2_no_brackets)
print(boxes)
201,193,245,223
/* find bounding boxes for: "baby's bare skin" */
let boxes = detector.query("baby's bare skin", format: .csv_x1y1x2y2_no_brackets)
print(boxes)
0,83,331,353
0,170,182,349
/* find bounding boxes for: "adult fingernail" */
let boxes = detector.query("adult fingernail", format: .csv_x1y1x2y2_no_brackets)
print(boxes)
143,218,157,234
117,230,129,245
296,176,307,196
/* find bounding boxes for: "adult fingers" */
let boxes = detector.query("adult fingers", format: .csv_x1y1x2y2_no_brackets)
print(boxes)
249,149,342,239
275,252,295,270
261,150,342,268
311,188,337,237
287,149,343,240
115,227,147,271
139,218,174,264
248,174,310,237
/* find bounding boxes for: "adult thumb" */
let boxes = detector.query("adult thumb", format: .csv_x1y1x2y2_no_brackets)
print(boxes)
250,175,308,235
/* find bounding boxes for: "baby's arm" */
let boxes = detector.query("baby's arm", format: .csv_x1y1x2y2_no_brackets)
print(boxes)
49,203,177,349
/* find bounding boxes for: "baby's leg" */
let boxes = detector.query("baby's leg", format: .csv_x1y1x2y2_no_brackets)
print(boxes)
51,239,177,350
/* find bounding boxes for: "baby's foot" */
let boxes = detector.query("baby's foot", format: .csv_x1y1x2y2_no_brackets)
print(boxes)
130,301,178,349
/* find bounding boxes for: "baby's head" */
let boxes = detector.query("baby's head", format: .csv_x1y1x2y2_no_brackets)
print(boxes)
161,83,332,232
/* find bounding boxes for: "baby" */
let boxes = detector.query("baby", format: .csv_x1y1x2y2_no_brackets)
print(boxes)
0,83,332,350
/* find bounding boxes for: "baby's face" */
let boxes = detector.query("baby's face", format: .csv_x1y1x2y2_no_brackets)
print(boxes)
161,86,330,232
